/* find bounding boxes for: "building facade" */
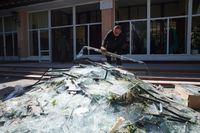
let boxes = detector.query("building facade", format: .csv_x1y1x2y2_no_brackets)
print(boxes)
0,0,199,62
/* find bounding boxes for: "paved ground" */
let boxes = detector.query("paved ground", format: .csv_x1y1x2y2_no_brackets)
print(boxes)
0,61,199,97
0,77,37,100
0,77,36,90
1,62,200,78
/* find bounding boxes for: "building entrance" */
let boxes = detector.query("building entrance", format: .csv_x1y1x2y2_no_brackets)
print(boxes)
52,28,73,62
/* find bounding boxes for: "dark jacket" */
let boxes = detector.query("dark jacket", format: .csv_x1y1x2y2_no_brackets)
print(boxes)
102,30,125,54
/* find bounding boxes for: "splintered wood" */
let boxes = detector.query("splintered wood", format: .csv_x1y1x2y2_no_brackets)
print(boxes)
175,84,200,109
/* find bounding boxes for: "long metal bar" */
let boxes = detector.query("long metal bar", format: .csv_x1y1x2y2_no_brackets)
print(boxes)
77,46,145,64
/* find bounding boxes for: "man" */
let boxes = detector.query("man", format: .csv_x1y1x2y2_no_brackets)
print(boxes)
101,25,125,65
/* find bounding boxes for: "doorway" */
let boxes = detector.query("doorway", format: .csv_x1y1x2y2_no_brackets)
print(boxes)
51,27,73,62
29,29,50,61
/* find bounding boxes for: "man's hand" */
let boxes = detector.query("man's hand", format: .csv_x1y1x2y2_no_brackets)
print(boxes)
100,46,107,55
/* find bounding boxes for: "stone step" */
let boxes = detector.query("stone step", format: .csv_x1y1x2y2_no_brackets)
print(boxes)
0,69,45,75
0,73,49,80
0,64,72,69
0,66,199,75
138,76,200,82
126,68,200,74
0,72,199,88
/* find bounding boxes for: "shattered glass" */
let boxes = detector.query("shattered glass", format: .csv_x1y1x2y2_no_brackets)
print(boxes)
0,63,199,133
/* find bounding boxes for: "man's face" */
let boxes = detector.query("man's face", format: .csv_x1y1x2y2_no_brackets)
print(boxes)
113,28,122,36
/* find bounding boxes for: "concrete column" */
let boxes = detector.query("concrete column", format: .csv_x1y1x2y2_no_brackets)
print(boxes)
100,0,115,40
17,11,29,58
187,0,193,54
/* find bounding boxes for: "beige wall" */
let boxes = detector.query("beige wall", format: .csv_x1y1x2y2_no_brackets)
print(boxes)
17,11,29,57
101,0,115,40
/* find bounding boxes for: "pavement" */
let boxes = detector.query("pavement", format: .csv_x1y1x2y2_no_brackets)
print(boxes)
0,77,37,90
0,61,200,92
0,77,37,100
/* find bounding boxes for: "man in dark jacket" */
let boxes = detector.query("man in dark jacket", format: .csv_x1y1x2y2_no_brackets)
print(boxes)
101,25,125,65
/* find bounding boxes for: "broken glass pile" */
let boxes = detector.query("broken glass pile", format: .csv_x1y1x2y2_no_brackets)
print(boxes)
0,62,199,133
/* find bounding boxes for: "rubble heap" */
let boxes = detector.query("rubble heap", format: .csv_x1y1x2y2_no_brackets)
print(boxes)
0,62,200,133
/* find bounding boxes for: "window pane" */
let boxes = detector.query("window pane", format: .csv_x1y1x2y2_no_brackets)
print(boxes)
0,34,4,56
29,11,48,29
90,11,101,23
52,28,73,62
41,52,49,56
169,18,187,54
151,0,188,18
51,7,72,27
40,30,49,51
0,17,2,32
151,5,161,18
77,13,87,24
193,0,200,14
14,33,18,56
131,21,147,54
118,8,129,20
29,31,38,56
191,16,200,54
4,16,17,32
151,20,167,54
116,0,147,21
76,26,88,54
90,24,101,54
5,33,13,56
76,3,101,24
117,22,130,54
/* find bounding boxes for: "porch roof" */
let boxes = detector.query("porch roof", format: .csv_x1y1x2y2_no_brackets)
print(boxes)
0,0,56,10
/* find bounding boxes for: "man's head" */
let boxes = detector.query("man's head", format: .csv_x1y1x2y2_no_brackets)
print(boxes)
113,25,122,36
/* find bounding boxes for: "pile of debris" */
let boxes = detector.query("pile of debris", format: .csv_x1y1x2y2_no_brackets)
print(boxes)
0,62,200,133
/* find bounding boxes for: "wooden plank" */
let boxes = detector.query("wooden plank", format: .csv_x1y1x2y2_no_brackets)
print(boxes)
175,84,200,109
188,95,200,109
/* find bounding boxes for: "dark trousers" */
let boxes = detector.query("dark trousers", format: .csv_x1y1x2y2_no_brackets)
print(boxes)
106,49,122,65
106,56,122,65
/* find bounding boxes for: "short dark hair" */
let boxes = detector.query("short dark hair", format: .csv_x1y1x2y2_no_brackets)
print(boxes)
114,25,122,30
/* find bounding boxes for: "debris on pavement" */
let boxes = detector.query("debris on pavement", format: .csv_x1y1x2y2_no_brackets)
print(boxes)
0,62,200,133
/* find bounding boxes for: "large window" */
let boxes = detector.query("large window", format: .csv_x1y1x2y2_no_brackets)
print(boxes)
29,11,48,29
132,21,147,54
40,30,49,56
0,17,3,56
89,24,102,54
29,11,50,59
76,3,101,24
116,0,147,55
151,0,188,18
1,16,18,57
76,3,101,55
4,16,17,32
191,16,200,54
0,17,2,32
169,18,187,54
29,31,38,56
76,26,88,54
117,22,130,54
151,20,167,54
151,0,188,54
191,0,200,54
115,0,190,55
51,7,72,27
76,24,102,55
5,33,15,56
0,33,3,56
52,28,73,62
193,0,200,14
116,0,147,21
51,7,74,62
